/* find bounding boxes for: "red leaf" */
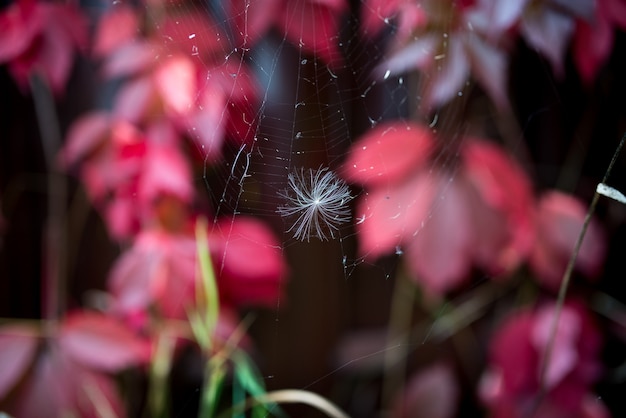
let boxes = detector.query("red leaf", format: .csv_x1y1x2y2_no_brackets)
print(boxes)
405,177,476,296
0,1,87,94
211,217,287,307
183,88,227,158
0,0,42,61
573,18,613,85
356,169,436,259
109,229,198,319
462,139,534,272
342,121,434,187
481,301,603,417
59,311,150,371
488,311,538,395
139,123,194,204
572,0,626,84
281,0,347,67
229,0,282,47
157,10,226,59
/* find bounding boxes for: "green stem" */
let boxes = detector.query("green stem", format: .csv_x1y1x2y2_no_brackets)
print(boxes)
195,217,220,345
200,356,227,418
149,328,175,418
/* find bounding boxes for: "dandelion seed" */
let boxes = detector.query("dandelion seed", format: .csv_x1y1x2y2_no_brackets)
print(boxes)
277,167,353,241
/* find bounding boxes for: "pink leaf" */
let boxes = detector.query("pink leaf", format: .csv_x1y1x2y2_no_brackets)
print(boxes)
11,349,127,418
531,191,606,289
394,3,428,44
468,0,531,35
0,1,87,95
59,311,150,371
103,41,159,78
113,76,156,123
139,124,194,204
521,7,575,76
11,349,76,418
426,36,470,108
465,34,509,109
154,56,197,117
462,139,534,271
109,230,198,319
60,112,111,169
108,236,158,314
104,191,142,239
405,177,475,296
183,88,227,158
0,0,42,61
0,324,39,399
376,35,437,78
342,121,434,186
356,169,436,259
532,306,581,389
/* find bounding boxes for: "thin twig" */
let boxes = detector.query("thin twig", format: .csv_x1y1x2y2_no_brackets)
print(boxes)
535,131,626,412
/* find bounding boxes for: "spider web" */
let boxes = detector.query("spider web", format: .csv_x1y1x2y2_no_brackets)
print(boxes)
146,0,457,264
136,0,543,412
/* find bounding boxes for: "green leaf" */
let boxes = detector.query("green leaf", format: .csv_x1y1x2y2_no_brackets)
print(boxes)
232,351,285,417
200,359,226,418
233,351,266,398
194,218,220,350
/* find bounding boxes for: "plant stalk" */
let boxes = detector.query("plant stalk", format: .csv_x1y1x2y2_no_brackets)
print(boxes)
30,75,67,332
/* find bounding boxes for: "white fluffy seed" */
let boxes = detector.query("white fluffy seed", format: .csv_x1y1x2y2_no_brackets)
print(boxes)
277,167,353,241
